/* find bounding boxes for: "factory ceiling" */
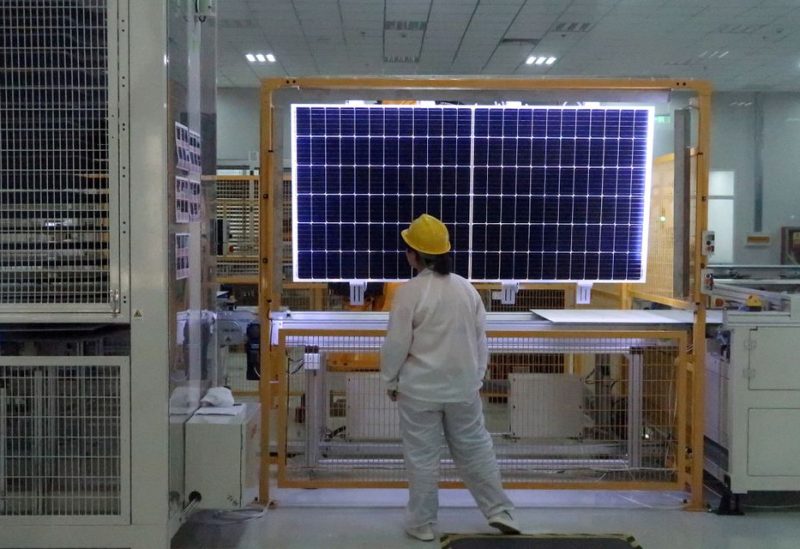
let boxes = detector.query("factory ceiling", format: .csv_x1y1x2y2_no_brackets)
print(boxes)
216,0,800,91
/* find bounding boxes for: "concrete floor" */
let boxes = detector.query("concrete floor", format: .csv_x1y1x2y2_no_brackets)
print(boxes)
172,488,800,549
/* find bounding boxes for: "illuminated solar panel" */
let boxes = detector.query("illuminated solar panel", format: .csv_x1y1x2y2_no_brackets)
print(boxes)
293,105,472,280
471,107,652,281
292,104,653,283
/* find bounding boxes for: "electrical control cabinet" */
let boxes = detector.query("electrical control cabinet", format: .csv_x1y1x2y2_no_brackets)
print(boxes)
185,404,260,509
705,288,800,496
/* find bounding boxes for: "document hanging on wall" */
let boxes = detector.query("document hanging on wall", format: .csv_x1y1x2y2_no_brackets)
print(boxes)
175,123,203,222
175,176,191,224
175,122,191,171
781,227,800,265
176,233,191,280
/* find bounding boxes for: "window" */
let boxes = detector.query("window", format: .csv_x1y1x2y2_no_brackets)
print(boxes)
708,171,735,264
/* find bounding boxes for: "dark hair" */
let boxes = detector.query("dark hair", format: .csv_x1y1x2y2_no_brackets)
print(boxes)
409,248,451,276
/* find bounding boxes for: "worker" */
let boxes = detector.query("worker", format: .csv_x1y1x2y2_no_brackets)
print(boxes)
380,214,520,542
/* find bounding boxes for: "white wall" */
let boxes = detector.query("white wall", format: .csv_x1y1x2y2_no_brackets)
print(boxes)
215,87,800,263
761,94,800,262
217,87,260,166
712,93,758,264
712,92,800,264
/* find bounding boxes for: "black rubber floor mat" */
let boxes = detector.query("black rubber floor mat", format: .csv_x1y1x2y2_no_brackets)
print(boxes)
441,533,641,549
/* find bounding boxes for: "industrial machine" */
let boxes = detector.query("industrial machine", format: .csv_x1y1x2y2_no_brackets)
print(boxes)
268,310,691,485
0,2,226,547
704,265,800,513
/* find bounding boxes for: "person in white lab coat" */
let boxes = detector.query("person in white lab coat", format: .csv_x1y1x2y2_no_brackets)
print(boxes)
380,214,520,542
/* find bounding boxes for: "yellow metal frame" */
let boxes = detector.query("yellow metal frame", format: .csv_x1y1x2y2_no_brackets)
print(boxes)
270,328,688,492
627,290,693,311
259,77,712,509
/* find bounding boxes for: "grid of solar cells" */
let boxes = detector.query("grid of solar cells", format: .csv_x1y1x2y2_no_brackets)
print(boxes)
471,107,651,281
292,105,652,282
293,105,473,280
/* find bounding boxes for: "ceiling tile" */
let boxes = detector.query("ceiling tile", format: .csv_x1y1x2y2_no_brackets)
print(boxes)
385,0,431,21
384,29,424,59
484,41,535,73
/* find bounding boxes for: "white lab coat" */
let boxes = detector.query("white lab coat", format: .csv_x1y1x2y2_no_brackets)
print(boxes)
380,269,513,528
380,269,488,402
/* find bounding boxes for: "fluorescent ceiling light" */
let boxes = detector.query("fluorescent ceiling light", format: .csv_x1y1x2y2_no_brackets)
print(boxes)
527,56,555,66
266,53,276,62
255,54,266,62
718,50,729,58
245,53,256,62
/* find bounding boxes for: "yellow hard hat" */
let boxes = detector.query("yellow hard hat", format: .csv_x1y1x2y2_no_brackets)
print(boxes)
401,214,451,255
745,294,763,309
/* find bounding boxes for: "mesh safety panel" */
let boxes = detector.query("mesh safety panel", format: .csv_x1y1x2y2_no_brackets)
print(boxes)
0,0,111,305
1,362,122,516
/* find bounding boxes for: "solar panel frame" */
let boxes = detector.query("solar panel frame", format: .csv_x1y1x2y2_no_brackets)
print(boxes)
291,104,653,284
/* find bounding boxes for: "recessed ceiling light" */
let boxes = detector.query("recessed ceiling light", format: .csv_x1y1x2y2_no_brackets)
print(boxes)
527,55,556,66
245,53,256,62
255,54,266,62
703,50,731,59
266,53,276,62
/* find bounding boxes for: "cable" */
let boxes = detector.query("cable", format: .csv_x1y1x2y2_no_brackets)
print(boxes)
324,425,347,440
288,357,305,374
614,493,687,510
268,321,274,351
702,480,800,511
188,505,267,526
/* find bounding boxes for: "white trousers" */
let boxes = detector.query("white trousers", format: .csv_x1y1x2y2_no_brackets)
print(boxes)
397,391,514,528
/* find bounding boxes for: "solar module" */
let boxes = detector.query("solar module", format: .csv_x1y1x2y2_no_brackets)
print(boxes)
292,104,652,283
